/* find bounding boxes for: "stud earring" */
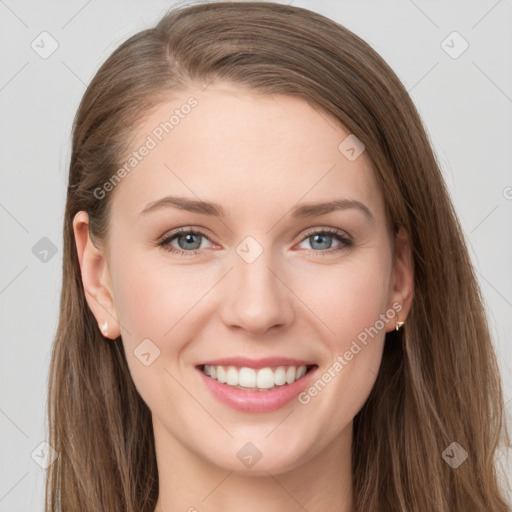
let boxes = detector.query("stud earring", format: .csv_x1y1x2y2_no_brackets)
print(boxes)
101,320,108,337
395,319,404,331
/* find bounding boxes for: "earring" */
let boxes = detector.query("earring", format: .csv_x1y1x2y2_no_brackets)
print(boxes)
395,319,404,331
101,320,108,337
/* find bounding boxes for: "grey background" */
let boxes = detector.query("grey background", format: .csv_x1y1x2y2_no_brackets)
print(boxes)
1,0,511,509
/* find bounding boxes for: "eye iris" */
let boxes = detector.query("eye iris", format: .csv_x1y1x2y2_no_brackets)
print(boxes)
178,233,201,250
310,233,332,250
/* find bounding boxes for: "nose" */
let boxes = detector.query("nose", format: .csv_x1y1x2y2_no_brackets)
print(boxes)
218,248,295,336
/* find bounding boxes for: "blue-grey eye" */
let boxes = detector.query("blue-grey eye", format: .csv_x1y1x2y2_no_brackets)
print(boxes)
176,232,203,250
309,233,334,250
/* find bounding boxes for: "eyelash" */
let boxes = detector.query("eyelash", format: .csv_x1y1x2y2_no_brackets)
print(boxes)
157,226,353,257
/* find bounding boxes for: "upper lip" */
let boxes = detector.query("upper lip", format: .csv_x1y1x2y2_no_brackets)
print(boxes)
196,357,317,369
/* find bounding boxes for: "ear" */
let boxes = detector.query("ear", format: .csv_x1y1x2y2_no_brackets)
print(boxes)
72,211,121,339
384,226,414,332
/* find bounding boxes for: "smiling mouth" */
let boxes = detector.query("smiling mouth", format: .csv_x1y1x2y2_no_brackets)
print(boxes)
197,364,318,392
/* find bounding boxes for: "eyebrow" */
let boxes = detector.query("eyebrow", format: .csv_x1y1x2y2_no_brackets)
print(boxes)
139,195,374,223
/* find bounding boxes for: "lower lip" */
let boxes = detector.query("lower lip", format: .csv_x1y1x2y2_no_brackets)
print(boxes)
196,366,318,413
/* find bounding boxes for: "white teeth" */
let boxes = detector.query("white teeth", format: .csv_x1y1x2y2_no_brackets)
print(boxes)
274,367,286,386
226,366,238,386
202,364,310,390
217,366,226,384
239,367,256,388
256,368,275,389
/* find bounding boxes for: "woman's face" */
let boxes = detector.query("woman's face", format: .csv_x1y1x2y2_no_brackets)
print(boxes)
76,82,412,475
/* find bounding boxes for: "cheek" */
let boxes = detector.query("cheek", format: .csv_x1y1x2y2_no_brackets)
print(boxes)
294,251,392,346
294,257,390,432
109,257,201,402
111,252,208,339
109,252,224,395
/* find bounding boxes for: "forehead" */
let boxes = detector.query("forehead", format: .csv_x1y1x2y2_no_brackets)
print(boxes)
110,83,384,225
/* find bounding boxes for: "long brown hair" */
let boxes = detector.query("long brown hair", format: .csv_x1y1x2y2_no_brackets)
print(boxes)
46,2,510,510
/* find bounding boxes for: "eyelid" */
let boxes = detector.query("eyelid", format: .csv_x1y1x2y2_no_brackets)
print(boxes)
299,226,352,241
158,225,351,242
157,225,353,255
157,226,213,252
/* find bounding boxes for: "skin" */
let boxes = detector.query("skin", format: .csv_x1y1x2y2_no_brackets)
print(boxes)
73,82,414,512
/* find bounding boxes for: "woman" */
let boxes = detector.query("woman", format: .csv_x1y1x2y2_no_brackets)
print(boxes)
46,2,510,511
